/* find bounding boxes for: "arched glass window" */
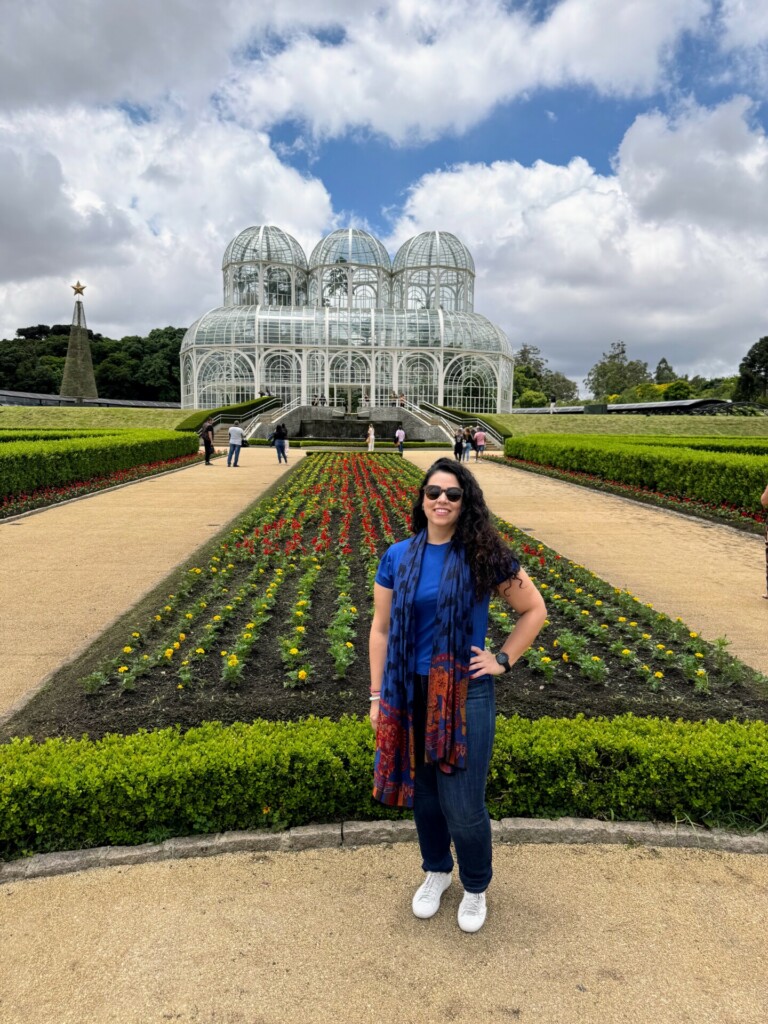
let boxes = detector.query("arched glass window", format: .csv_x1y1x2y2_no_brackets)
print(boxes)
443,355,498,414
322,264,349,307
402,353,439,405
263,351,301,404
265,267,292,306
235,266,260,306
197,351,256,408
375,352,393,407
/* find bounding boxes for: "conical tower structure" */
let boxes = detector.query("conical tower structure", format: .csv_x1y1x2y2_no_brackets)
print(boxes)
60,281,98,399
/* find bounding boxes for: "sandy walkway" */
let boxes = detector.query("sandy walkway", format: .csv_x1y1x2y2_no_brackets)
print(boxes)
407,453,768,675
2,842,767,1024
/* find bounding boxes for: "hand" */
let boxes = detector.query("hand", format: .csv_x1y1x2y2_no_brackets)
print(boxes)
369,700,380,730
469,645,506,679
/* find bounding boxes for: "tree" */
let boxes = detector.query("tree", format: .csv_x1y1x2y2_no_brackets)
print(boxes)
654,357,676,384
540,369,579,402
518,389,548,408
513,344,547,378
584,341,651,399
734,337,768,401
664,379,692,400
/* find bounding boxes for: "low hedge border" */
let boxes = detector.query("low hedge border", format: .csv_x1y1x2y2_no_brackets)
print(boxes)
175,399,273,433
4,814,768,884
0,429,199,499
3,713,767,861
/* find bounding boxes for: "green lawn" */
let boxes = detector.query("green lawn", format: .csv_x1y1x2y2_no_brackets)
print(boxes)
485,413,768,438
0,406,189,430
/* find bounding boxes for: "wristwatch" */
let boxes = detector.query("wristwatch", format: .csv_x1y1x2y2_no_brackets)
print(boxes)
495,651,512,673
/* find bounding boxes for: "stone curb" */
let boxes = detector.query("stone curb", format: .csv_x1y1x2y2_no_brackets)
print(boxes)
2,816,767,885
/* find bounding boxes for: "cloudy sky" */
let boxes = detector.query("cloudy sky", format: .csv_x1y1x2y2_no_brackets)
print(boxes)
1,0,768,387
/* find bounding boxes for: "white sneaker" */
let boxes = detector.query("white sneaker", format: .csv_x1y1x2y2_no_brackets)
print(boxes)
412,871,452,919
458,890,487,933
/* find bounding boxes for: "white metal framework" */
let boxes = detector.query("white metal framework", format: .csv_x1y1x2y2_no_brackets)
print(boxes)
182,226,514,411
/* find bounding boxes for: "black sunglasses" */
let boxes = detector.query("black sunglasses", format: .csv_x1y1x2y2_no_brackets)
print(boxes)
424,485,463,502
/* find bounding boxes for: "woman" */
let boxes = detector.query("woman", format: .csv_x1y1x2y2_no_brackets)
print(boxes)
273,422,288,464
367,423,376,453
761,481,768,599
453,429,464,462
462,427,473,463
369,458,547,933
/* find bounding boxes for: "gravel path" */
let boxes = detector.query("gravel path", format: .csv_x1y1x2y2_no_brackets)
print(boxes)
2,449,768,1024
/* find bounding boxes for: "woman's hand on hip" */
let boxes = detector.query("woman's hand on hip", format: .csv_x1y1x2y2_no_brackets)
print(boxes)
469,645,506,678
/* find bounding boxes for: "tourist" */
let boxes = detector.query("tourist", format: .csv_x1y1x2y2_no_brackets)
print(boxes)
200,417,215,465
762,481,768,599
453,428,464,462
274,422,289,464
462,427,473,462
319,394,327,406
395,424,405,456
473,426,487,461
368,458,547,933
227,421,244,467
311,394,319,406
367,423,376,453
399,392,406,407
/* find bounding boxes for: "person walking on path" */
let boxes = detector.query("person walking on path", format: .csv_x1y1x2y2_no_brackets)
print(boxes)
227,421,244,467
395,424,405,456
200,418,215,465
473,427,487,461
462,427,473,463
761,481,768,599
274,423,289,464
367,423,376,453
368,458,547,933
453,428,464,462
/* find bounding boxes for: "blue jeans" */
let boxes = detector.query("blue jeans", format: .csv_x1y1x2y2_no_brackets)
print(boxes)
412,674,496,893
275,439,287,463
227,443,240,466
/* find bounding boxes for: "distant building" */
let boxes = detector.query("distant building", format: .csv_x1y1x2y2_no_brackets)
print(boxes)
180,226,514,412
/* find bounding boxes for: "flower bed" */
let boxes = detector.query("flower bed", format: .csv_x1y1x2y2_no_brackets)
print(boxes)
5,452,767,745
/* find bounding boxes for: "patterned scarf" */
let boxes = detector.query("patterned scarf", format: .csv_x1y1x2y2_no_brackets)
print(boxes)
373,529,474,808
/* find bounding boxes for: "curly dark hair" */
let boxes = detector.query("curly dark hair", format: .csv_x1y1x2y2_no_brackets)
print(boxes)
411,457,520,598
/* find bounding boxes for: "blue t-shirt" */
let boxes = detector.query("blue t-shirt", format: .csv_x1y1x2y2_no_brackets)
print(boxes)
375,537,495,674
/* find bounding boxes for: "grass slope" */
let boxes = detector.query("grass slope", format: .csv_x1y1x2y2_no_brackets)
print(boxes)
0,406,188,430
486,414,768,438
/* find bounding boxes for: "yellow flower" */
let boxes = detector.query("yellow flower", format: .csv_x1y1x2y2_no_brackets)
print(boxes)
642,664,650,672
618,616,627,623
246,622,255,629
696,669,706,677
694,652,704,659
181,660,189,667
594,600,603,607
295,610,304,617
154,614,162,621
179,633,186,641
581,610,589,616
210,567,218,573
621,649,631,656
177,684,184,690
540,656,552,664
540,583,549,590
220,650,228,656
600,624,609,630
553,640,560,647
123,646,133,654
228,655,239,667
131,632,140,638
185,613,193,620
562,653,569,662
575,588,582,594
689,632,698,639
225,605,233,611
276,569,283,575
345,642,354,648
665,649,674,656
629,622,637,627
164,648,174,659
195,647,205,655
295,626,305,633
349,606,357,613
164,605,172,612
297,670,308,681
290,647,299,655
297,600,307,607
243,632,253,640
654,671,664,679
118,666,129,673
213,615,221,622
173,642,180,650
642,634,651,640
656,643,666,650
591,656,601,663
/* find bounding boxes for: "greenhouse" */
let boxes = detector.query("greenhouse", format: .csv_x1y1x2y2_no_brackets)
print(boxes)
180,226,514,413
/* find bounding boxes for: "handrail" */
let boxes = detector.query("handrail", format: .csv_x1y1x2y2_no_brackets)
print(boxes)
420,402,504,448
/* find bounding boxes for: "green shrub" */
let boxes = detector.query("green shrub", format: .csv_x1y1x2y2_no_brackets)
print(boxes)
3,714,768,859
175,399,273,433
0,429,198,499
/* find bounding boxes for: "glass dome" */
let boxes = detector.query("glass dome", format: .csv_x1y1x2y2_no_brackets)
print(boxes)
309,228,391,271
393,231,475,274
222,225,308,271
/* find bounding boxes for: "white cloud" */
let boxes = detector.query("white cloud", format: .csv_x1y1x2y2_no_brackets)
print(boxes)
386,98,768,383
221,0,709,142
0,108,333,339
719,0,768,47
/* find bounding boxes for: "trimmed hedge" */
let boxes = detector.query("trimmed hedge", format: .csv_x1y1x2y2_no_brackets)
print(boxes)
504,434,768,509
175,398,273,433
2,714,768,859
0,429,199,499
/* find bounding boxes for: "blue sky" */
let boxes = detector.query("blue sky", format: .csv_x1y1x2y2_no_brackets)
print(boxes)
1,0,768,386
